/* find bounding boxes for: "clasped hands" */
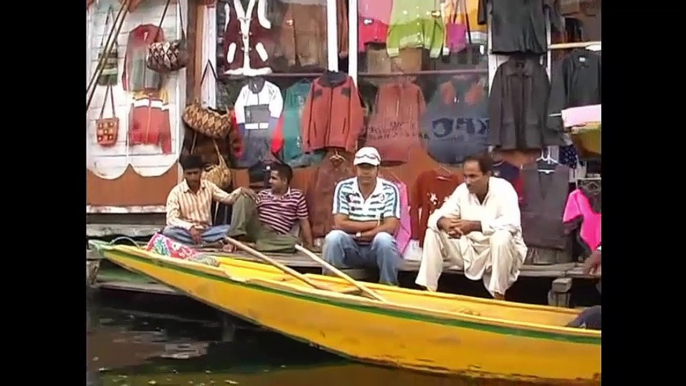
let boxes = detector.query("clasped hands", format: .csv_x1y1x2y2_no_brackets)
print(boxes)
437,217,480,238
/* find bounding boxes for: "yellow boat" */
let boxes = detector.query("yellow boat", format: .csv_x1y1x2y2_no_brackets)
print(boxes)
89,241,601,384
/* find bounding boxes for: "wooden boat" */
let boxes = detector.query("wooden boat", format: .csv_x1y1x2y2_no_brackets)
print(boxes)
89,240,601,384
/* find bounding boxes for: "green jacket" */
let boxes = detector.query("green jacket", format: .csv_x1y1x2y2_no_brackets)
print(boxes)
387,0,445,58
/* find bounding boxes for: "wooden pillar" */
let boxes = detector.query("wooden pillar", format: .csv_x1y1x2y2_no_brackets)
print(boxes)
185,0,203,103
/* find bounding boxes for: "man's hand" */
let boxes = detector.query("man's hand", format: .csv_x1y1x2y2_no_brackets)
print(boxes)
239,187,258,201
437,218,479,238
583,250,601,276
189,227,202,244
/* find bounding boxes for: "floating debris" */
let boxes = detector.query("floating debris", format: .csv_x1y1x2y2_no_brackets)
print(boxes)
148,381,157,385
225,381,238,385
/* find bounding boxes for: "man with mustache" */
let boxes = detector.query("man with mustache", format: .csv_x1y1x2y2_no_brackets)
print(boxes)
416,152,527,300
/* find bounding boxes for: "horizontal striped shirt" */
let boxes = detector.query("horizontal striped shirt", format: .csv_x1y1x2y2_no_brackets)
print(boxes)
332,177,400,221
166,180,235,230
256,188,308,235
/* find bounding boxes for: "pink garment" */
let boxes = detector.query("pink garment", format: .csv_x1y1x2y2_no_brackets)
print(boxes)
561,104,601,128
563,190,601,250
146,233,200,260
393,181,412,255
358,0,393,50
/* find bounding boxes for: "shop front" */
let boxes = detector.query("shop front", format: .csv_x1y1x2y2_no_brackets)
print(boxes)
86,0,601,272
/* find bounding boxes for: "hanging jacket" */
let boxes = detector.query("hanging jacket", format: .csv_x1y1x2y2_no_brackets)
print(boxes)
128,91,172,154
547,49,602,132
365,81,426,163
301,71,365,153
563,188,601,254
410,170,463,247
277,0,328,68
122,24,164,92
223,0,273,76
358,0,393,51
387,0,445,58
477,0,562,55
280,81,311,163
306,154,354,238
519,162,570,250
422,79,489,164
489,57,563,150
233,80,283,168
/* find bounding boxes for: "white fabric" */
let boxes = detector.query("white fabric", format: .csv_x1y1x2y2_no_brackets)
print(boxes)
233,81,283,128
415,177,527,295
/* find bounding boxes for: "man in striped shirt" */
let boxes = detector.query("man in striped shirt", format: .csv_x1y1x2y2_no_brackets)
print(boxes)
163,155,242,246
323,147,402,285
228,163,314,252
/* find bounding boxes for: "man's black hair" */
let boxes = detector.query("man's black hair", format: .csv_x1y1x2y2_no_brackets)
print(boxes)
180,155,205,171
463,152,494,174
271,163,293,184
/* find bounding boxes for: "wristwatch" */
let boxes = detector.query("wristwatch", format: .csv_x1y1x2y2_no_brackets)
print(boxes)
355,231,362,238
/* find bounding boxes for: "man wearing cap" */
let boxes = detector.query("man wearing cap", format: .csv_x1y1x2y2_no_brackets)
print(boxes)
322,147,403,285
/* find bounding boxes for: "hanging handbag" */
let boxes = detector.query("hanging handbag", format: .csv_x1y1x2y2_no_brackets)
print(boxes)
95,85,119,147
445,0,472,53
97,6,119,86
147,0,189,73
190,133,233,189
182,61,232,138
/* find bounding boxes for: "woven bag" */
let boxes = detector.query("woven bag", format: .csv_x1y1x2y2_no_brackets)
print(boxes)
147,0,189,73
95,85,119,147
182,61,231,138
203,140,232,189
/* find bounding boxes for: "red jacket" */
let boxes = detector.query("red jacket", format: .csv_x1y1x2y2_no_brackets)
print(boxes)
301,71,365,153
128,91,172,154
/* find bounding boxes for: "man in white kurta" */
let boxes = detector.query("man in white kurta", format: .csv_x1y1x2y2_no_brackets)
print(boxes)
415,156,527,300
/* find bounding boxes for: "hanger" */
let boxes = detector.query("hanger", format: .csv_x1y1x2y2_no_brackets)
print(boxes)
536,147,557,174
382,168,400,182
434,164,453,180
247,76,265,93
330,149,346,162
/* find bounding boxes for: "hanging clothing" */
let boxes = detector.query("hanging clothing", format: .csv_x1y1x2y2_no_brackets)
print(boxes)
563,189,601,252
422,79,489,165
559,145,580,169
306,155,355,238
223,0,273,76
271,81,311,164
488,57,562,150
547,49,602,132
365,81,426,163
477,0,562,55
493,160,524,203
233,80,283,168
386,0,445,58
128,91,172,154
410,170,463,247
277,0,327,68
358,0,393,51
301,71,365,153
122,24,164,92
379,176,412,255
519,162,570,250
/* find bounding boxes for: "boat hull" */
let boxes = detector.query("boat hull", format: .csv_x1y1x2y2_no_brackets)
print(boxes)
97,245,600,384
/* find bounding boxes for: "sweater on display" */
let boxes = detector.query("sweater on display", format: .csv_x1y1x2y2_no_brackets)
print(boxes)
233,80,284,168
410,170,463,247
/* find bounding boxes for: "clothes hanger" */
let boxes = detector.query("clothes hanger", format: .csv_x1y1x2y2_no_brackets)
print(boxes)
536,148,557,174
434,164,453,180
329,149,346,162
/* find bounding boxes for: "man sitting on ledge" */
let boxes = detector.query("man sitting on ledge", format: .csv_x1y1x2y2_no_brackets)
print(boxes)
227,163,314,253
322,147,402,285
415,153,527,300
164,155,239,248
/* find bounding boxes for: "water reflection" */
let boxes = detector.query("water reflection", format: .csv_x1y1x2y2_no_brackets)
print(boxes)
87,291,581,386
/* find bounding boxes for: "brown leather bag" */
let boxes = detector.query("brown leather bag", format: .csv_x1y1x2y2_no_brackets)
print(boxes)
147,0,189,73
95,85,119,147
182,61,232,138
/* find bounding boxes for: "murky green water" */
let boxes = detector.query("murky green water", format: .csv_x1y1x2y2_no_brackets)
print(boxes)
87,290,589,386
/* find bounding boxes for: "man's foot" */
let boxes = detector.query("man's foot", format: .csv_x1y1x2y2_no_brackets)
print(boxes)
493,292,506,301
221,244,236,253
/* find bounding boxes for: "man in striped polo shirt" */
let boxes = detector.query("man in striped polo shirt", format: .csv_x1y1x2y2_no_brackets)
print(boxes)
228,163,314,252
323,147,402,285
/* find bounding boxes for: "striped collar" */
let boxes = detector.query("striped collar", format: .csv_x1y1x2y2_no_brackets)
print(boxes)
182,180,208,193
351,177,385,199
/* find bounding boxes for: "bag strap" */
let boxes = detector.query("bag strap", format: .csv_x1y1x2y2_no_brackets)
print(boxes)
99,85,116,119
100,6,117,47
450,0,459,25
213,139,227,167
177,0,187,41
153,0,172,42
461,0,472,45
199,60,219,89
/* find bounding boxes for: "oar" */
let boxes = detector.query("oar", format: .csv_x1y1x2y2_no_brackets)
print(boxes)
294,245,388,303
225,237,330,292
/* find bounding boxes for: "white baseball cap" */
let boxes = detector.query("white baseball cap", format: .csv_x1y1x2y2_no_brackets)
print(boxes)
353,147,381,166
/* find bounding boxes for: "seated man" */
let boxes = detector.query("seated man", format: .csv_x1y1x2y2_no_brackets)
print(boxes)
163,155,240,246
228,163,314,253
415,153,527,300
322,147,402,285
567,246,601,330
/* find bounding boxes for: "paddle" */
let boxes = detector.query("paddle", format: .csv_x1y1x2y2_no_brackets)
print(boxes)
294,245,388,303
225,237,331,292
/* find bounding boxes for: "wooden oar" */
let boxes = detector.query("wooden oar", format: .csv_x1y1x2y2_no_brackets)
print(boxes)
295,245,388,303
225,237,330,292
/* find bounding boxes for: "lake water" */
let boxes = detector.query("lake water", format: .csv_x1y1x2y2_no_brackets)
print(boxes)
87,289,591,386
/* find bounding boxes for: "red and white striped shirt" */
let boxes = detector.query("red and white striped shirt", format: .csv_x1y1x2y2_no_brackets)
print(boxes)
166,180,236,230
256,188,308,235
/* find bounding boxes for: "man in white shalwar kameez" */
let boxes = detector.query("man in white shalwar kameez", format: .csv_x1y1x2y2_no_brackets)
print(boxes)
415,153,527,300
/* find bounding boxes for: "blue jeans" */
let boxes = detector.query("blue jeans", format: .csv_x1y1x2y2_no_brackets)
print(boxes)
162,225,231,245
322,230,401,285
